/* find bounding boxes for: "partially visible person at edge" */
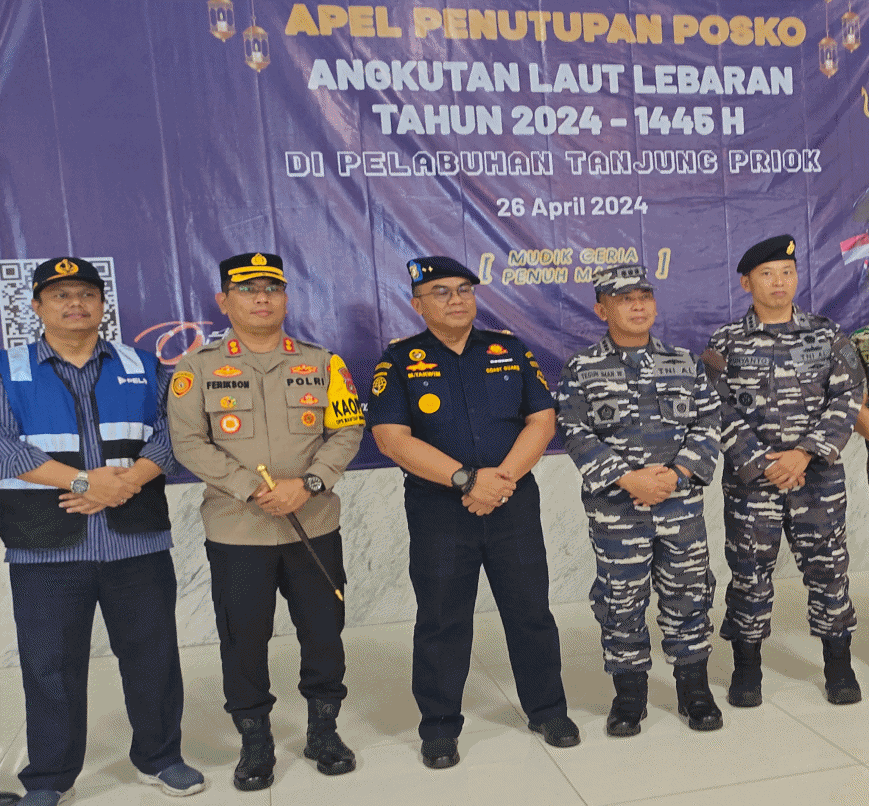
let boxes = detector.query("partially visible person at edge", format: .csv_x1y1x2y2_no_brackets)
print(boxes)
0,257,204,806
703,235,865,709
557,263,722,738
168,252,363,791
366,256,579,770
849,326,869,478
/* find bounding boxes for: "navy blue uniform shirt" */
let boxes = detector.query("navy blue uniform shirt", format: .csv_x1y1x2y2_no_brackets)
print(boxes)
367,328,555,481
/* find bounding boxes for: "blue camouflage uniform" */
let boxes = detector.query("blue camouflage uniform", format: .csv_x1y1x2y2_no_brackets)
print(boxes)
704,304,865,642
558,334,721,673
851,327,869,480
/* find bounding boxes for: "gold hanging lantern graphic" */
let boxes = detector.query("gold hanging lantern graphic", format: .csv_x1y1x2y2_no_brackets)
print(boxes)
244,18,270,72
819,35,838,77
842,9,860,52
208,0,235,41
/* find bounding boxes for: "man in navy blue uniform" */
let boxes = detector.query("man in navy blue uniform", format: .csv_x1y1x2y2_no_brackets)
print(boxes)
0,258,203,806
367,256,578,769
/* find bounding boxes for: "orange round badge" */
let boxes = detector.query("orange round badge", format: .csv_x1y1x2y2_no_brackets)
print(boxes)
220,396,237,409
219,414,241,434
301,411,316,427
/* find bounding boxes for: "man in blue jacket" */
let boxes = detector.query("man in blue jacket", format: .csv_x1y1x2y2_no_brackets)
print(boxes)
0,257,203,806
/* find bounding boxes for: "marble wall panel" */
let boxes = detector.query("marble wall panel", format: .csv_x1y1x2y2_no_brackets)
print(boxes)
2,436,868,668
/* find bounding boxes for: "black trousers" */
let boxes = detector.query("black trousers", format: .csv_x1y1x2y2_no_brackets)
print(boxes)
205,531,347,720
405,476,568,740
10,551,184,792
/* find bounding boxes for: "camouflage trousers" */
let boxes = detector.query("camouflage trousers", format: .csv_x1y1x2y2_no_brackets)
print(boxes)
588,508,715,674
720,461,856,643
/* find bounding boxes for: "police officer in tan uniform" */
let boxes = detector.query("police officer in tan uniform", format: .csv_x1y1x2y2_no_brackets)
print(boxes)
168,253,364,789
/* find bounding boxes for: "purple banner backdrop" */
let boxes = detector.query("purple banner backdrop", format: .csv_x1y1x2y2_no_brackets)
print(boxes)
1,1,867,469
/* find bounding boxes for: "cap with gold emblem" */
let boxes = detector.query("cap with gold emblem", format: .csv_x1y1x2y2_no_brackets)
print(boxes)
219,252,287,286
737,234,796,275
592,263,654,299
407,256,480,288
32,257,104,298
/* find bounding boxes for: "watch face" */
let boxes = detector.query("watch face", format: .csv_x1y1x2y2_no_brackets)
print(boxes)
452,469,470,487
71,479,88,494
305,475,324,493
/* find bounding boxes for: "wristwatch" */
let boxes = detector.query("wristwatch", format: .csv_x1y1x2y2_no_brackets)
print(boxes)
671,465,691,492
451,466,477,495
302,473,325,495
70,470,89,494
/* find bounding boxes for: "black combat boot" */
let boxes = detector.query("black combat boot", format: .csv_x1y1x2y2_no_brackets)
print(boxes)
822,635,862,705
606,671,648,737
728,639,763,707
232,714,276,791
674,659,723,731
304,699,356,776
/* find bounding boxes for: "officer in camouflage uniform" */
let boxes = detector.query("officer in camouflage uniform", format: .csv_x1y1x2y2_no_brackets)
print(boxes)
703,235,865,708
850,326,869,478
557,264,722,737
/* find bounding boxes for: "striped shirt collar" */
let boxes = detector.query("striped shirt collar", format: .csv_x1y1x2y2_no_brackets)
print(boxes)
36,336,113,365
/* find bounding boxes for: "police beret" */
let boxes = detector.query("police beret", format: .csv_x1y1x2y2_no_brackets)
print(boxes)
407,256,480,287
592,264,654,298
219,252,286,286
737,235,796,275
33,257,104,297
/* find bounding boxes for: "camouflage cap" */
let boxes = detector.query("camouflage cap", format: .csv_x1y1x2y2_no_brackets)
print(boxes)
737,234,796,275
592,263,654,298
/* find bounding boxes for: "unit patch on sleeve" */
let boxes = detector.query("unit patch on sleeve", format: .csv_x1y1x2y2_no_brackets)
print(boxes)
324,354,365,429
171,371,194,398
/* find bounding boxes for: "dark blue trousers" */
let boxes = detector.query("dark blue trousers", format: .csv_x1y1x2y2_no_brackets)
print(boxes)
9,551,184,793
405,476,567,740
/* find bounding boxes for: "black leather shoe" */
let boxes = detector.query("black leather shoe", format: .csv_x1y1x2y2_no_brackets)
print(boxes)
528,716,580,747
232,715,276,791
607,671,648,737
674,660,723,731
421,738,460,769
304,730,356,776
606,704,648,737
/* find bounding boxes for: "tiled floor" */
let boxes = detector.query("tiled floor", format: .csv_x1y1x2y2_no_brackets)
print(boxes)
2,572,869,805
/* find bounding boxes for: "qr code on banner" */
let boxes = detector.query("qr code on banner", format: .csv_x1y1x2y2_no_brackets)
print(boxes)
0,258,121,348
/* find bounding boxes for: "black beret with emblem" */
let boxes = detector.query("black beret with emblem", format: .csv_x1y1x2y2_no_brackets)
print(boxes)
407,256,480,288
737,234,796,275
219,252,286,286
33,257,104,297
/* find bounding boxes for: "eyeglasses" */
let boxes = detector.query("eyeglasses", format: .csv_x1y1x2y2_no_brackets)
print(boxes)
415,284,475,303
229,282,286,296
42,288,101,302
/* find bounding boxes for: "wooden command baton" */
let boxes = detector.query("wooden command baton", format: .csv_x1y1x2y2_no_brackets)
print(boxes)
257,464,344,602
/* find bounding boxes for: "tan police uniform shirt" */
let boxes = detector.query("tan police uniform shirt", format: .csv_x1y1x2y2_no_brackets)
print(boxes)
168,330,364,545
